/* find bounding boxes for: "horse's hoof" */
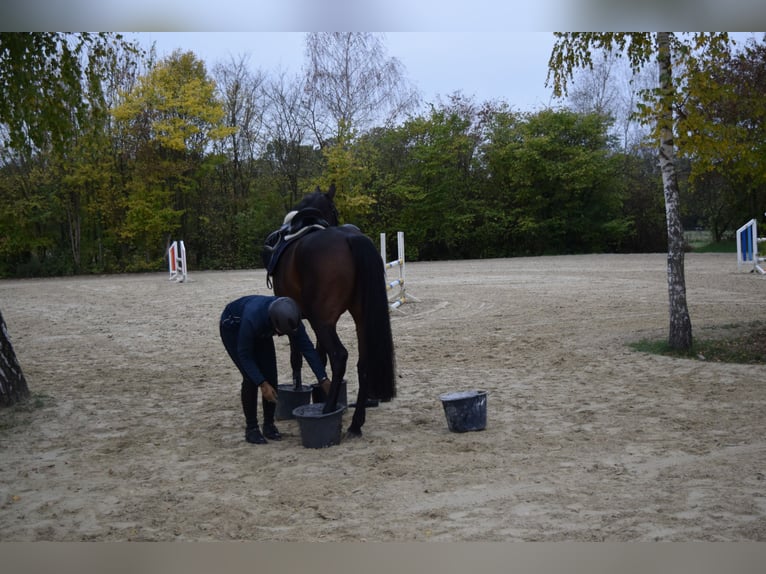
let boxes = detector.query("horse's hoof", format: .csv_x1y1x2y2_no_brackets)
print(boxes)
349,399,379,408
345,427,363,439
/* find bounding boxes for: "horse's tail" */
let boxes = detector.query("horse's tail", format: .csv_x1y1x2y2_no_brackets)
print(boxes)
347,233,396,401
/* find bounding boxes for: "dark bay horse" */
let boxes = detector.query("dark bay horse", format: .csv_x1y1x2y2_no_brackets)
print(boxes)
269,185,396,437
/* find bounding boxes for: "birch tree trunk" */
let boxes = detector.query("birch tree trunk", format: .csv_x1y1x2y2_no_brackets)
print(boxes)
1,310,30,406
657,32,693,350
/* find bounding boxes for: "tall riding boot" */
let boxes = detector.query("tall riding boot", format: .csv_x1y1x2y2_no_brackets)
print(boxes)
242,381,266,444
261,395,282,441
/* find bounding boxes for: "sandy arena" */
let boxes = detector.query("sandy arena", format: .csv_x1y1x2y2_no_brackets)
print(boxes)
1,252,765,541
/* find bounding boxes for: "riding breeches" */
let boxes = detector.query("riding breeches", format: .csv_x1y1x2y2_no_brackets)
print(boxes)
219,318,279,428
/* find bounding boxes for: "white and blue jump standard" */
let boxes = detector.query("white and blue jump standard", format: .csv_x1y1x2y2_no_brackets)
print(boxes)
736,217,766,275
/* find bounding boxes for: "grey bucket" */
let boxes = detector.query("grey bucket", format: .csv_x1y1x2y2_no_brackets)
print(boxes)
275,384,313,420
439,390,487,432
292,402,345,448
311,380,347,406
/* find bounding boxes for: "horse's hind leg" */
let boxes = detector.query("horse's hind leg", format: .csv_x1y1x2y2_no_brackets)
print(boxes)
347,363,368,437
312,324,348,414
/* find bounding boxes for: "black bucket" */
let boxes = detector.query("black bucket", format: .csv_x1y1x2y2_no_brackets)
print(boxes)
275,384,313,421
439,390,487,433
292,403,345,448
311,380,347,406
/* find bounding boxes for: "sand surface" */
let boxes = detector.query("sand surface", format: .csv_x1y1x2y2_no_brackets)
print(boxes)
1,253,765,541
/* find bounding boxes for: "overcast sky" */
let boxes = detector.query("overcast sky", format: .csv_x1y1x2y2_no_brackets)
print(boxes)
130,32,560,112
5,1,765,32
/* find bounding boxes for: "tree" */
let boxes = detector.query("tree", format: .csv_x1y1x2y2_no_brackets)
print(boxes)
566,49,654,152
281,33,422,224
207,55,273,267
213,53,268,199
675,34,766,235
389,94,482,259
482,107,626,256
548,32,731,351
0,33,140,154
567,50,621,118
0,34,143,276
314,118,383,225
656,32,693,350
112,50,235,268
0,33,141,404
302,32,419,148
53,43,141,273
262,70,316,208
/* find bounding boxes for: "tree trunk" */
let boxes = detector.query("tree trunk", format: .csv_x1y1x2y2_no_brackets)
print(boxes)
0,310,30,407
657,32,693,350
66,191,82,271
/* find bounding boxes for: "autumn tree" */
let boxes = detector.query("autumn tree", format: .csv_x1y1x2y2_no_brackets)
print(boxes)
675,34,766,237
0,34,143,275
548,32,732,351
53,41,148,274
112,50,234,268
301,33,419,221
0,33,141,405
0,33,140,154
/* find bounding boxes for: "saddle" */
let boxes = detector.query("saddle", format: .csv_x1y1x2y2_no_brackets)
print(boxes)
262,207,330,281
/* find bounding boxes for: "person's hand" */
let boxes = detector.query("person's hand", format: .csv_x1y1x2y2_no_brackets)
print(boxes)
260,381,278,403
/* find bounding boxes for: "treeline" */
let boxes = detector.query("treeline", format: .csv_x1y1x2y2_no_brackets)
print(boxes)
1,33,764,277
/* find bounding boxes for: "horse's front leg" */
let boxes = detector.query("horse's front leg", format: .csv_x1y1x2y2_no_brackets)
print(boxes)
289,338,303,390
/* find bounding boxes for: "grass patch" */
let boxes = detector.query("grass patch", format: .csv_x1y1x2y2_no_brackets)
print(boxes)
630,321,766,364
684,229,736,253
0,392,53,431
691,239,737,253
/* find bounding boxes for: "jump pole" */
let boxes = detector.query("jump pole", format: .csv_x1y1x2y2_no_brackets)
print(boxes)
736,217,766,275
380,231,407,309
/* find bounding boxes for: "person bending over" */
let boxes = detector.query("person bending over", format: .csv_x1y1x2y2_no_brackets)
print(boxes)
219,295,330,444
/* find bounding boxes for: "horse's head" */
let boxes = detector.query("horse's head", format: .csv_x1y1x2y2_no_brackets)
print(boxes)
295,183,339,226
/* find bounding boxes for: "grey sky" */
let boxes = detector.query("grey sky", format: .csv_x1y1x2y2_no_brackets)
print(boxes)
131,32,559,112
5,0,765,32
